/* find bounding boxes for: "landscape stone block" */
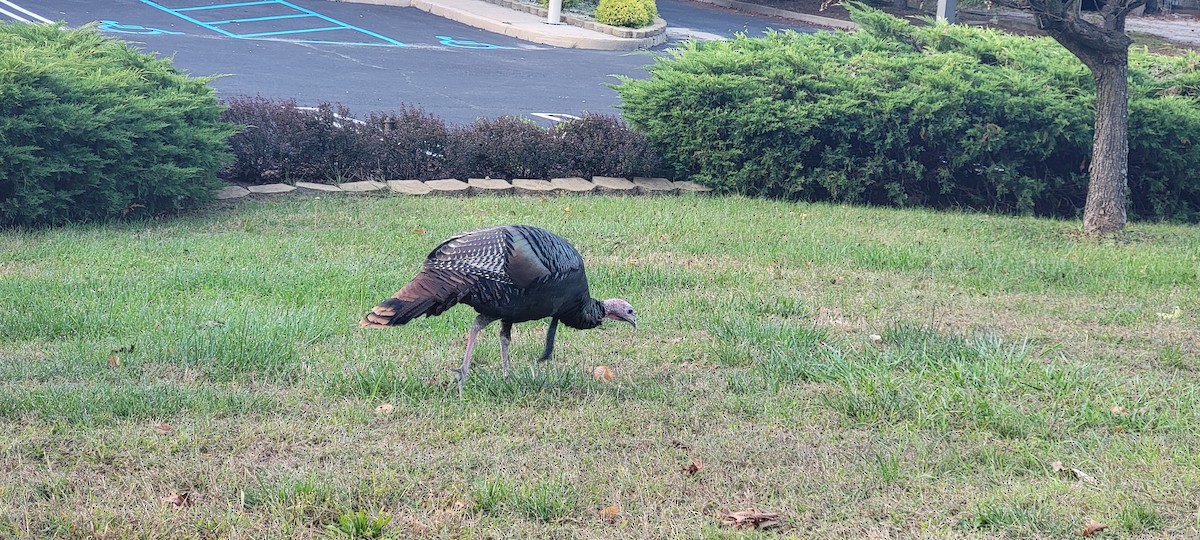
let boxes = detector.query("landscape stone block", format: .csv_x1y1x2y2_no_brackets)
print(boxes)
387,180,432,195
468,178,514,194
550,177,595,193
295,182,342,192
591,176,636,195
633,177,677,194
246,183,296,194
338,181,387,192
425,178,470,196
512,179,558,196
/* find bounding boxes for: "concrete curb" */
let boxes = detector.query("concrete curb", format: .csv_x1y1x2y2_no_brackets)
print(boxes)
686,0,859,30
215,177,713,200
334,0,666,50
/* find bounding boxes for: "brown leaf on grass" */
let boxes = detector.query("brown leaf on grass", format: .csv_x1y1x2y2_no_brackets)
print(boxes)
374,403,395,415
869,334,884,347
1082,519,1107,537
412,227,427,235
683,460,703,475
153,422,174,435
107,355,120,368
1052,461,1097,484
600,505,622,522
719,508,783,530
162,492,193,508
1109,405,1125,414
590,365,614,383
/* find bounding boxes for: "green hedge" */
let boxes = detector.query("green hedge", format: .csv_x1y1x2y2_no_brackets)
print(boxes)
595,0,657,28
615,6,1200,222
0,23,235,228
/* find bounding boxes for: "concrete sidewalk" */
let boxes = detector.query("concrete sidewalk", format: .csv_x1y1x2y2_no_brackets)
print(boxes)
338,0,668,49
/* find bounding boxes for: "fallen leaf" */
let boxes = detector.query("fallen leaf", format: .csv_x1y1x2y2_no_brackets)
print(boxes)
374,403,395,415
869,334,884,346
412,227,426,235
1109,405,1125,414
600,505,622,522
107,355,120,368
591,365,614,383
162,492,193,508
153,422,174,435
719,508,782,530
1052,460,1097,484
684,459,703,475
1082,519,1107,537
1157,306,1181,320
563,206,571,216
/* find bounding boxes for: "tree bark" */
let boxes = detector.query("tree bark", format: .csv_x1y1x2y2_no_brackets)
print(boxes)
1022,0,1139,234
1083,57,1130,235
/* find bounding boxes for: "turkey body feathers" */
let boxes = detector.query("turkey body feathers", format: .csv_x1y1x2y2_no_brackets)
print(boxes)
361,225,604,329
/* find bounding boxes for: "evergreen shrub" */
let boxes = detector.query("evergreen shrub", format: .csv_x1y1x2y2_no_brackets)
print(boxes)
614,6,1200,222
0,23,235,227
595,0,657,28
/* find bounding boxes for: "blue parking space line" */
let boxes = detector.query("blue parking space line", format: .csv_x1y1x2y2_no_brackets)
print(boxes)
270,0,405,46
206,13,315,25
174,0,276,11
238,26,340,37
139,0,407,46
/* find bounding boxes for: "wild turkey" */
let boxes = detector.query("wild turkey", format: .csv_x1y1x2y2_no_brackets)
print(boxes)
361,225,637,393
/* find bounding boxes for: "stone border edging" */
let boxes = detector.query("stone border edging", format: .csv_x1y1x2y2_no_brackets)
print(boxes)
334,0,664,49
481,0,667,40
687,0,859,30
215,177,713,200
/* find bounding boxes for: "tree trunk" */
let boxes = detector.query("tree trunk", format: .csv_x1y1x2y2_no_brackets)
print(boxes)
1083,56,1130,235
1143,0,1160,15
1025,0,1139,235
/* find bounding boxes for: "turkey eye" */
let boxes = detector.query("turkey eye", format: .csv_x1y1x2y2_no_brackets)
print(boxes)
626,309,633,314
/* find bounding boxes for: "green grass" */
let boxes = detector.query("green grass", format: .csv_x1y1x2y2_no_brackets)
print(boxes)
1,194,1198,538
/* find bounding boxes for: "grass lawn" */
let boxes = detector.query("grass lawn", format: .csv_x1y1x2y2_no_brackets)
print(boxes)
1,194,1197,538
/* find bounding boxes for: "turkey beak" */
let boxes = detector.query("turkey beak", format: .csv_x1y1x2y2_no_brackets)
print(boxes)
625,313,638,328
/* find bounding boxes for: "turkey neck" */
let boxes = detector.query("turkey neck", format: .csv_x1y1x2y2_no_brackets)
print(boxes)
559,298,605,330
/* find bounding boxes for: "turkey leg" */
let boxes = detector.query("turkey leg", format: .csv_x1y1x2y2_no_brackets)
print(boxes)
453,314,496,395
499,321,513,377
537,318,559,362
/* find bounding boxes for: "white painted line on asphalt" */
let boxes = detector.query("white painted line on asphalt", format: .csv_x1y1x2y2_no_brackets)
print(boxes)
0,1,53,23
531,113,581,123
0,6,30,22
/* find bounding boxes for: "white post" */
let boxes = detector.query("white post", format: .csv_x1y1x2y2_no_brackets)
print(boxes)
936,0,957,23
547,0,562,24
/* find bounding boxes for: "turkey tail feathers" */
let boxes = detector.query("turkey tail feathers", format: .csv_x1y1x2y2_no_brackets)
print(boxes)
360,270,474,328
